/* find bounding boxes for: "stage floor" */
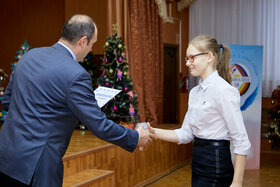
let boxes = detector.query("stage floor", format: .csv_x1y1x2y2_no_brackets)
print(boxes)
64,130,110,156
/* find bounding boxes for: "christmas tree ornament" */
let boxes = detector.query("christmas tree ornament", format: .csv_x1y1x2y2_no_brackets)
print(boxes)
123,71,127,76
124,87,128,92
105,58,108,63
105,82,109,86
113,106,117,111
117,69,123,80
109,68,114,74
112,24,118,33
121,52,126,57
128,91,134,98
129,103,135,117
105,42,109,47
118,57,123,62
118,44,122,49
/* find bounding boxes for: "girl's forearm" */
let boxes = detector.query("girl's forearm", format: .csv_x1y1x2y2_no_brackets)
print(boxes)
232,154,247,185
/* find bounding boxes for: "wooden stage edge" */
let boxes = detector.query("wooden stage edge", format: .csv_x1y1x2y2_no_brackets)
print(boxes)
62,124,192,187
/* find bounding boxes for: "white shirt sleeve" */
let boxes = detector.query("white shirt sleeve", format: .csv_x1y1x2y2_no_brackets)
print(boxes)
175,111,193,144
216,87,251,155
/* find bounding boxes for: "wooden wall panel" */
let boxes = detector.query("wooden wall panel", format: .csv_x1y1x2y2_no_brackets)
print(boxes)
161,3,190,124
0,0,65,81
65,0,107,54
63,137,191,187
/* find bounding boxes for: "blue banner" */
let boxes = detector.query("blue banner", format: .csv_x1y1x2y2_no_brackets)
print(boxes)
229,44,263,169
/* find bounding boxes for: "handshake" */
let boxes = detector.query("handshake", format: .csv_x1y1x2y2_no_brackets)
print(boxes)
135,122,156,151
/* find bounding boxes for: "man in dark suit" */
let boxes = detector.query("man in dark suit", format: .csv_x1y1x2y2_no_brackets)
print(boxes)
0,14,153,187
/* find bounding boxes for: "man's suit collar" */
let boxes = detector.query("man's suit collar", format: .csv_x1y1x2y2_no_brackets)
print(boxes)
57,41,77,61
52,43,76,61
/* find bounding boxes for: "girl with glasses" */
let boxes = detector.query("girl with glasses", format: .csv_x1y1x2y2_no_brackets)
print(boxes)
148,34,251,187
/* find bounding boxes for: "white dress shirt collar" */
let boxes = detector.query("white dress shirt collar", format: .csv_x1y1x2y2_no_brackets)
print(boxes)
199,70,219,90
57,41,77,61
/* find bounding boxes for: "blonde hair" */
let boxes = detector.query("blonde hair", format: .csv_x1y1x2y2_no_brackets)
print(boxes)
189,34,232,84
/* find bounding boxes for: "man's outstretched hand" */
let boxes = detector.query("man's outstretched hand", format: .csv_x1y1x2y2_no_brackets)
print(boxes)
136,122,157,151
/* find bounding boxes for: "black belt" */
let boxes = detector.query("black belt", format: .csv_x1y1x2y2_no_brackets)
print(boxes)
193,137,230,147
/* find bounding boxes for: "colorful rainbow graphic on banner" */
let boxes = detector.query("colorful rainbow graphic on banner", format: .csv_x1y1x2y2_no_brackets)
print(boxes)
230,63,251,96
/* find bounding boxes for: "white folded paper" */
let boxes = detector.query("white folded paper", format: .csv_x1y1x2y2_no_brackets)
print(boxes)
94,86,122,108
135,122,147,130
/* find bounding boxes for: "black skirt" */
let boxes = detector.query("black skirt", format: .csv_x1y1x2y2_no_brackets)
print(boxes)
191,137,234,187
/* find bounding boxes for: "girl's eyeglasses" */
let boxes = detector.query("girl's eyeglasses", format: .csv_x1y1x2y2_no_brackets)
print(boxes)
185,52,208,63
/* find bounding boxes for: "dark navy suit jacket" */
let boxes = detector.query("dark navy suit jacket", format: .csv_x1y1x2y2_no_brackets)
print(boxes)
0,43,139,186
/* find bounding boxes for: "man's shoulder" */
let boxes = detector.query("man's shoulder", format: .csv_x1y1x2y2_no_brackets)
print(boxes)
23,45,87,79
26,43,70,58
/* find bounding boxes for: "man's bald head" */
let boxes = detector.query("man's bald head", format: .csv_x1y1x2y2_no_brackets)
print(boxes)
60,14,96,45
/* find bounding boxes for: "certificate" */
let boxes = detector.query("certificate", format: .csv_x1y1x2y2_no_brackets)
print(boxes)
94,86,122,108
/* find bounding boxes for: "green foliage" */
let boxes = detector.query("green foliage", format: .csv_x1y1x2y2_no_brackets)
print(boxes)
79,52,99,90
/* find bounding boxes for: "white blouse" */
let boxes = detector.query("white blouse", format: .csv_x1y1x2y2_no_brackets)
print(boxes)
175,71,251,155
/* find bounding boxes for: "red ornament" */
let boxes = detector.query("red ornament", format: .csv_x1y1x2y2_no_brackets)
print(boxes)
124,87,128,91
113,106,117,111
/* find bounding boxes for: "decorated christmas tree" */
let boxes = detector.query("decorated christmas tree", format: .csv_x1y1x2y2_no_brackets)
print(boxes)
98,30,139,127
79,52,99,90
1,41,30,123
0,69,8,123
76,52,100,130
11,40,30,69
268,86,280,150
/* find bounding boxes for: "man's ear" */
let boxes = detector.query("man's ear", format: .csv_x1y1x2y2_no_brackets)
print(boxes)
77,36,88,48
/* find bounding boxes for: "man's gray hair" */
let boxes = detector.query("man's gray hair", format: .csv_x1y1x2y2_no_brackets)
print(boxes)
60,14,95,45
